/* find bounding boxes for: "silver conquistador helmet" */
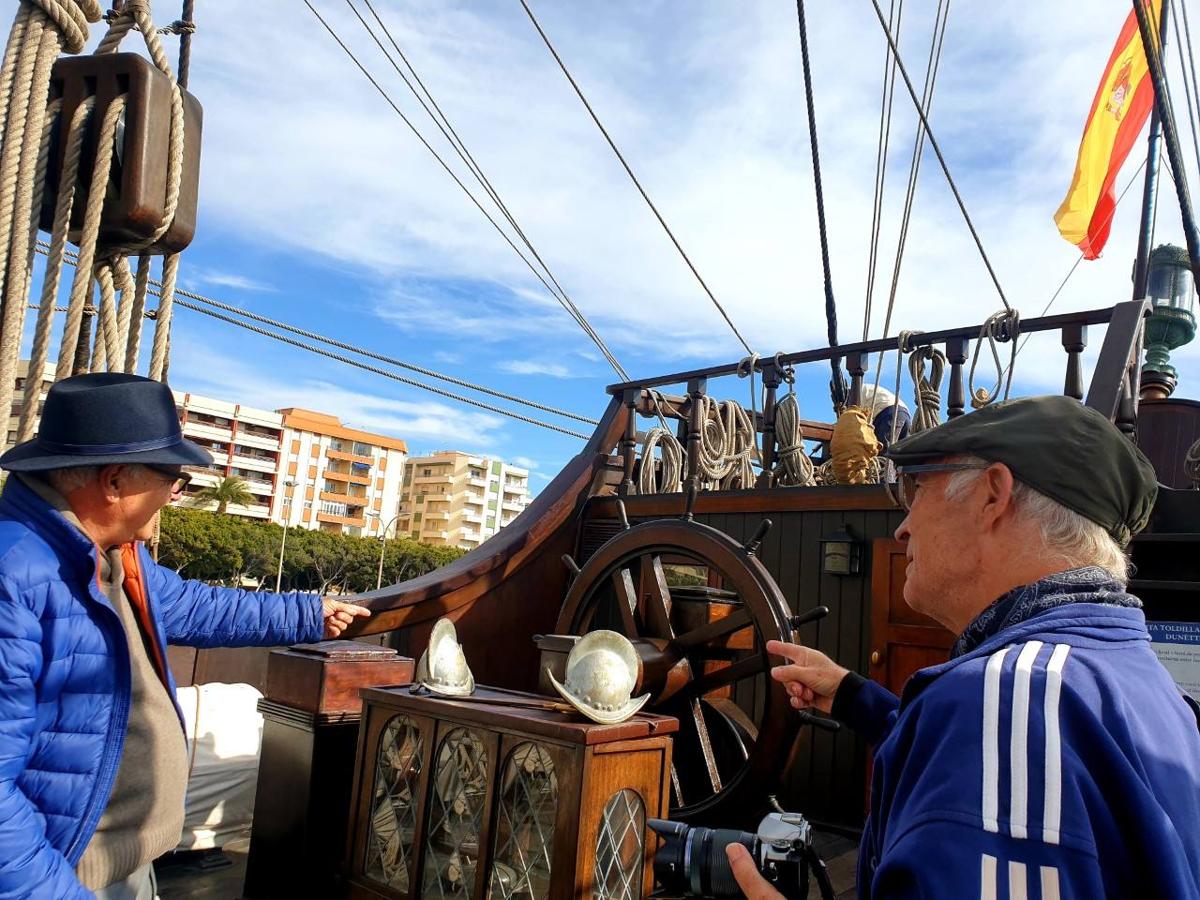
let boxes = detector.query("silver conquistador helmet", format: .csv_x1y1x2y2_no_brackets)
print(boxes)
414,617,475,697
547,630,650,725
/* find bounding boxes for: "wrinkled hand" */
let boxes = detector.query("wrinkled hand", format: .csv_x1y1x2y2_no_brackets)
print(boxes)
766,639,849,715
726,843,784,900
322,597,371,638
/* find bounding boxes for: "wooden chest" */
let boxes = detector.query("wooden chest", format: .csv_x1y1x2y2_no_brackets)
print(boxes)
344,685,677,899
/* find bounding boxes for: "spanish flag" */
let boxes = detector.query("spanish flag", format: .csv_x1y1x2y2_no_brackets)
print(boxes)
1055,0,1161,259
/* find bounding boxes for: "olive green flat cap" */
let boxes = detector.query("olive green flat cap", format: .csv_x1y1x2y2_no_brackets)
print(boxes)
885,395,1158,545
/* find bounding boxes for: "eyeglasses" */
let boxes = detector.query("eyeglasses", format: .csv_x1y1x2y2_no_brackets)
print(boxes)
145,465,192,493
883,462,991,511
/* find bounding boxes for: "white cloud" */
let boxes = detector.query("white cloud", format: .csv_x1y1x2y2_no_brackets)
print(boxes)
184,267,277,293
169,345,507,449
499,359,579,378
511,456,538,470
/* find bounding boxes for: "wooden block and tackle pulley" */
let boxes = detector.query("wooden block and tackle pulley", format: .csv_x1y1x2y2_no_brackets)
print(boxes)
40,52,202,254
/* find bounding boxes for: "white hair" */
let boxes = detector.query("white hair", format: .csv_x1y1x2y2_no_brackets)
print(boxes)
45,464,153,496
942,454,1130,583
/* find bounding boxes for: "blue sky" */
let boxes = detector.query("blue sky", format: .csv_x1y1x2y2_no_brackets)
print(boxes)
33,1,1200,490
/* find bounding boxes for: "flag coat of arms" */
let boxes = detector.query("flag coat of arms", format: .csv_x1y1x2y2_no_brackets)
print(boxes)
1055,0,1161,259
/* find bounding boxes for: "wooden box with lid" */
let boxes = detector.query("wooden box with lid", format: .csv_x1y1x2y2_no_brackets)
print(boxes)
343,685,677,899
243,641,414,899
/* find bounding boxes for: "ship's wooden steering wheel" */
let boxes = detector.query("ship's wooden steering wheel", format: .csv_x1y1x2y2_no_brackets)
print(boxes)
555,515,826,826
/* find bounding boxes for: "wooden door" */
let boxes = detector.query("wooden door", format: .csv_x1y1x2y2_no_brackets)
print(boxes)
868,539,954,696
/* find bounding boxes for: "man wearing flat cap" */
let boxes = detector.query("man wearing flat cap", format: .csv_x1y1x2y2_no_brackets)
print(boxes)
728,396,1200,899
0,373,371,899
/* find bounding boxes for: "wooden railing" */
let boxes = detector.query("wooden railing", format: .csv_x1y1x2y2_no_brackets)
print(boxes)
605,300,1151,496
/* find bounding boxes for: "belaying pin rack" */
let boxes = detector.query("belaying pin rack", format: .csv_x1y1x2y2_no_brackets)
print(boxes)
41,53,203,255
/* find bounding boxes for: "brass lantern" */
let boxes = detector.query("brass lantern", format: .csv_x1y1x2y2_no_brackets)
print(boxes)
1141,244,1197,400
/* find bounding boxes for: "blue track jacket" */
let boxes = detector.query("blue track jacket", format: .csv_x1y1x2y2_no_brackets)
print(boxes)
0,476,324,898
843,604,1200,899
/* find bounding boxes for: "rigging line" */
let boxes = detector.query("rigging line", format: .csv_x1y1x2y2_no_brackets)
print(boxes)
303,1,630,382
795,0,849,409
32,240,599,426
346,0,619,383
172,298,592,440
863,0,904,342
517,0,755,358
866,0,1010,312
1011,156,1148,361
870,0,951,399
1170,0,1200,176
1180,0,1200,156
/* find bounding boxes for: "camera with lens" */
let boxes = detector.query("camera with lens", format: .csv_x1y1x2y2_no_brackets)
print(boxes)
648,811,831,900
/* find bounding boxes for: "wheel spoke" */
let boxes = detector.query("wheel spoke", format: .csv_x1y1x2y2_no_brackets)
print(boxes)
690,697,723,794
610,567,639,636
642,555,675,639
686,655,764,698
671,607,752,653
670,763,684,807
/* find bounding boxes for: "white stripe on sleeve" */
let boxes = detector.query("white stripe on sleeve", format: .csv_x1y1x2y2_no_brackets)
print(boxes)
1042,643,1071,844
981,854,998,900
983,647,1012,833
1010,641,1045,839
1008,860,1028,900
1040,865,1061,900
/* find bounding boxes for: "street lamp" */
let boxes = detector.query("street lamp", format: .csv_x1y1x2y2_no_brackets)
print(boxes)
275,480,296,593
369,512,403,591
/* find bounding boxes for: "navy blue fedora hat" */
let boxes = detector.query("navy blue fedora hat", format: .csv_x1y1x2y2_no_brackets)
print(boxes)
0,373,213,472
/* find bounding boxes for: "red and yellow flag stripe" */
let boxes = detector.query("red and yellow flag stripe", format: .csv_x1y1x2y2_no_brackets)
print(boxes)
1054,0,1161,259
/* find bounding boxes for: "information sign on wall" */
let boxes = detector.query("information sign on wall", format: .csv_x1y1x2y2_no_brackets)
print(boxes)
1148,621,1200,702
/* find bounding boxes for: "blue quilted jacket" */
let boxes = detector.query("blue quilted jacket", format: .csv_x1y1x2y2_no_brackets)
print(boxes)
0,476,324,898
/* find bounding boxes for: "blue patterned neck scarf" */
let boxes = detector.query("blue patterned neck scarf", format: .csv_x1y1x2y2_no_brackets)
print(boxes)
951,566,1141,659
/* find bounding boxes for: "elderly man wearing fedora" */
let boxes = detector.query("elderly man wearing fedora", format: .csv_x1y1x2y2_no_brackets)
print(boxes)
0,373,370,899
727,396,1200,899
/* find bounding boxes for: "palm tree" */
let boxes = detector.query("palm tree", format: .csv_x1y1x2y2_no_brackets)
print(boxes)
191,476,254,515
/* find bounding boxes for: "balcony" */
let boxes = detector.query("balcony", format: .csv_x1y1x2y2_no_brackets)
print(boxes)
423,509,449,522
183,421,232,443
319,489,366,504
462,511,483,524
463,493,484,506
233,430,281,451
316,511,366,528
324,469,370,486
501,500,524,512
242,479,274,496
467,476,487,488
231,453,277,474
327,448,373,465
413,474,451,484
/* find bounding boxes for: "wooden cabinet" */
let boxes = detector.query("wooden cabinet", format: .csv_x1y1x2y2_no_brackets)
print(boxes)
344,686,677,900
868,539,954,697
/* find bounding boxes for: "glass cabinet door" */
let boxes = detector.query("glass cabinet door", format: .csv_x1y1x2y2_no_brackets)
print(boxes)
489,743,557,899
423,727,490,898
364,716,425,892
593,789,645,900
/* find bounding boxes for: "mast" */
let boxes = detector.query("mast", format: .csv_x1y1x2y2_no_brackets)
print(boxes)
1132,0,1173,300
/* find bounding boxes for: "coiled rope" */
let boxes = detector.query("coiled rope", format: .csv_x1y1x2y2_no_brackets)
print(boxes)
968,308,1020,409
772,391,815,486
637,416,683,495
1185,437,1200,488
908,342,945,433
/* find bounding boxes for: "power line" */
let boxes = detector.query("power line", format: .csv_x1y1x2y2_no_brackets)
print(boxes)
303,0,630,382
517,0,755,358
344,0,630,382
866,0,1010,312
33,241,598,437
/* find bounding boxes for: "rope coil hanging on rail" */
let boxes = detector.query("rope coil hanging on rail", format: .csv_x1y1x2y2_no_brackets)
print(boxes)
907,339,945,433
968,308,1020,409
1185,437,1200,488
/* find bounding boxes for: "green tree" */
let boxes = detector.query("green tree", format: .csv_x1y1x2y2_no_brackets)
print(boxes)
190,476,254,515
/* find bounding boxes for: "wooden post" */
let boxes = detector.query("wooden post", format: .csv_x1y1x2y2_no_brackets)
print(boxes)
756,364,782,489
619,389,639,496
846,352,867,409
1061,323,1087,401
685,377,707,495
945,336,969,418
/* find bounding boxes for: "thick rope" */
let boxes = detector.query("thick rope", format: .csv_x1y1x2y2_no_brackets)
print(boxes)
772,392,815,487
908,343,945,433
56,95,126,379
20,97,89,438
147,249,177,380
637,424,683,495
968,309,1020,409
1185,437,1200,488
122,252,149,372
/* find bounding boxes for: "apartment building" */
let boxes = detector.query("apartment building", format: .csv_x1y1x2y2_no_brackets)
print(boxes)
5,359,55,451
176,392,284,520
396,451,530,551
276,409,407,537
